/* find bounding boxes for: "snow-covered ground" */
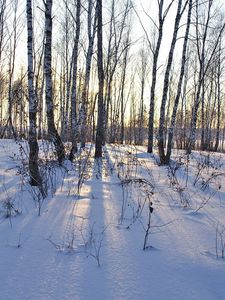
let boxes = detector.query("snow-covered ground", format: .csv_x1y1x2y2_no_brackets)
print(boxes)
0,139,225,300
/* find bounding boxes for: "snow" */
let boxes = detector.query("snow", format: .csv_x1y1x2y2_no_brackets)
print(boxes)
0,139,225,300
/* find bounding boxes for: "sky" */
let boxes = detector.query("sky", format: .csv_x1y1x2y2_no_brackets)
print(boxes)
9,0,225,121
15,0,179,66
130,0,184,111
10,0,188,122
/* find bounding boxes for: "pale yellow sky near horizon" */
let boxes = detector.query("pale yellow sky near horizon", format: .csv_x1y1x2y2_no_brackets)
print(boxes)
11,0,225,123
11,0,190,122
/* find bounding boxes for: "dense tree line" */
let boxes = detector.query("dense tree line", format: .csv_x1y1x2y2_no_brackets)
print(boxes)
0,0,224,183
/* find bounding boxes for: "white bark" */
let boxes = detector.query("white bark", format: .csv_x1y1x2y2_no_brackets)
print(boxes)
27,0,42,187
44,0,65,163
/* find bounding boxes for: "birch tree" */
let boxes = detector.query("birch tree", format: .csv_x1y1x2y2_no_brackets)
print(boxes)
104,0,132,144
26,0,42,186
0,0,6,64
95,0,104,158
165,0,192,163
147,0,175,153
2,0,20,139
137,46,148,145
158,0,188,164
80,0,97,148
214,37,223,151
34,36,45,139
119,30,130,144
60,1,72,140
69,0,81,161
187,0,225,154
44,0,65,163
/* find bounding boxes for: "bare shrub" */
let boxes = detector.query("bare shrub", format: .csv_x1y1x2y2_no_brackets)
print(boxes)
1,185,21,227
47,221,107,267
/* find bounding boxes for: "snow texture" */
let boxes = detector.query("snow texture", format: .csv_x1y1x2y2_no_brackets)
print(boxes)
0,140,225,300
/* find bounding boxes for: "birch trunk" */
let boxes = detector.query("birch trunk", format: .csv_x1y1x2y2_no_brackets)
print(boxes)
80,0,97,148
147,0,164,153
104,0,131,144
200,82,206,150
0,0,6,64
69,0,81,161
44,0,65,163
187,0,225,154
5,0,18,139
119,36,129,144
214,44,221,152
158,0,184,164
138,66,145,145
165,0,192,163
95,0,104,158
26,0,42,187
